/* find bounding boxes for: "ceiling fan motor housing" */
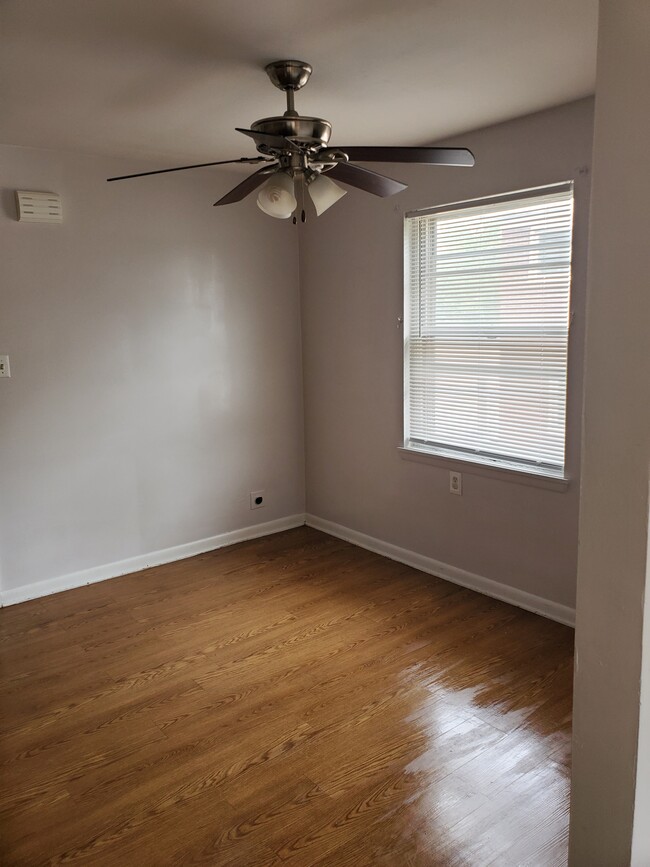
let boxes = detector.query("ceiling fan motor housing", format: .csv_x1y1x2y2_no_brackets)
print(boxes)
251,116,332,150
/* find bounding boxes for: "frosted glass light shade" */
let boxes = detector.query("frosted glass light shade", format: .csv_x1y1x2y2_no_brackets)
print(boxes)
308,174,347,216
256,172,297,219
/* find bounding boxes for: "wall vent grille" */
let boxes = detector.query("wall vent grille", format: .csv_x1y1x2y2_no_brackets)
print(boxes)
15,190,63,223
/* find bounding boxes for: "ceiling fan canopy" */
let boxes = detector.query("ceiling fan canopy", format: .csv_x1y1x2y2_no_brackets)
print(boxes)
107,60,475,222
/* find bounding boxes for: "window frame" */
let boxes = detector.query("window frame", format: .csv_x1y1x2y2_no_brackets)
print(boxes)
401,182,574,488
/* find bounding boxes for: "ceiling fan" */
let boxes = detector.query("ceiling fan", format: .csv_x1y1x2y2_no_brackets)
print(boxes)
107,60,475,222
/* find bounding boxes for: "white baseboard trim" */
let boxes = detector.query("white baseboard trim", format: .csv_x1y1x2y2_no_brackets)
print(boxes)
305,514,575,628
0,514,307,607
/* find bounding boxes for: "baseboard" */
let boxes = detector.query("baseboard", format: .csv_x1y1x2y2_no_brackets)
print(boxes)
3,512,575,627
305,514,575,628
0,513,307,607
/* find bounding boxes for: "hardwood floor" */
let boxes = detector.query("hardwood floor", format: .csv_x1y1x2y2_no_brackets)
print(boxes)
0,527,573,866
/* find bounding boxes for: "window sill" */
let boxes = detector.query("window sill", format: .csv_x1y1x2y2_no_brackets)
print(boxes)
398,444,570,492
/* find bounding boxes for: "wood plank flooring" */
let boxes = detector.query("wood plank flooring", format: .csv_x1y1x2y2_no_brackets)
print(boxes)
0,527,574,866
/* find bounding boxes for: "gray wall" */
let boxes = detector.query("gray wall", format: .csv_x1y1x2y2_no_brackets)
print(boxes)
0,145,305,594
300,98,594,610
569,0,650,861
1,100,594,614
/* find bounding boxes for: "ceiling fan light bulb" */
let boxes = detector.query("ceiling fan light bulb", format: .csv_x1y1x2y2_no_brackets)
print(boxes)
308,174,347,216
256,172,297,219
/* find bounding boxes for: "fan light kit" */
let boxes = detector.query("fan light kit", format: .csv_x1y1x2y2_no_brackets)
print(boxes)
107,60,475,223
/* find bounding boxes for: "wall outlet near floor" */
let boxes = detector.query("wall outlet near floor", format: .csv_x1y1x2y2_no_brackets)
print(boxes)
0,356,10,378
449,471,462,495
250,490,266,509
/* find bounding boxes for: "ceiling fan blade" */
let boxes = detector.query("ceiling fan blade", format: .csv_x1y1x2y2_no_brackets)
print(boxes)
236,128,290,149
106,156,271,183
327,163,407,197
213,165,278,206
334,146,475,167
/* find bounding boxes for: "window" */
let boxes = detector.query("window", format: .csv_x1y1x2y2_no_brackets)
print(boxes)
403,183,573,479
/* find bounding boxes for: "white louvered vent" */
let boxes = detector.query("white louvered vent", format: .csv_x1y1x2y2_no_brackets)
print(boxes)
15,191,63,223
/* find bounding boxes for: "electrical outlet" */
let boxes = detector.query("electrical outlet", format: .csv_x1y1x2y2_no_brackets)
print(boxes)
0,356,10,378
449,471,462,495
250,490,265,509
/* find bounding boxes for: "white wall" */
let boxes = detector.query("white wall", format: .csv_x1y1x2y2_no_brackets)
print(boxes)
300,99,593,612
0,145,305,599
569,0,650,862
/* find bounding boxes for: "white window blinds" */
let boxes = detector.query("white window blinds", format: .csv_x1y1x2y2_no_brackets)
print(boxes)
404,183,573,477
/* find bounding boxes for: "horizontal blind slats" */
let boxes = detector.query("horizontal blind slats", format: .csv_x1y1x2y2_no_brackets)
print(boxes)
405,185,573,471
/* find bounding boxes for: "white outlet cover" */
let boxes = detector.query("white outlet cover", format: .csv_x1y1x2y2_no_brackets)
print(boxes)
450,471,462,495
250,490,265,509
0,355,10,377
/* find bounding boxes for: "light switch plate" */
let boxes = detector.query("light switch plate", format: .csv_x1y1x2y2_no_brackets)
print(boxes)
0,355,10,377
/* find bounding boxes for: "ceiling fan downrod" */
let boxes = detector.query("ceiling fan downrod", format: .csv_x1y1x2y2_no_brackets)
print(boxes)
264,60,313,118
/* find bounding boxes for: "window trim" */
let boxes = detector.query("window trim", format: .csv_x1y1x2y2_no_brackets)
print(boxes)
402,182,574,486
404,180,573,220
398,444,569,491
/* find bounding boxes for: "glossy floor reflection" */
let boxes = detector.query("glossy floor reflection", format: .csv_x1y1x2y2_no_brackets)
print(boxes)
0,527,573,865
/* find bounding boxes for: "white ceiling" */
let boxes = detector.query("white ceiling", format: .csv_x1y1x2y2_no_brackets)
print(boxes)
0,0,598,167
